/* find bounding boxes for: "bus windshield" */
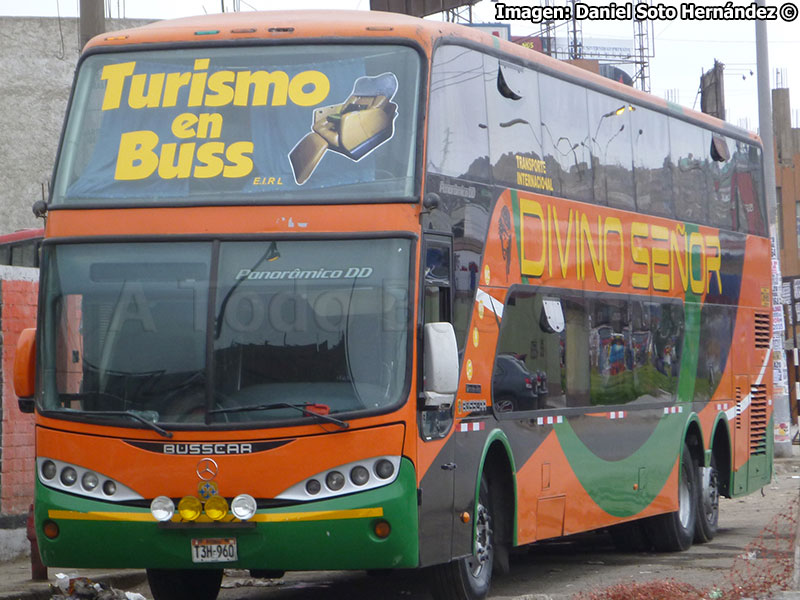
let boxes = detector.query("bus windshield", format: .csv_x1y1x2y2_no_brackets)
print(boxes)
39,239,412,427
52,44,421,206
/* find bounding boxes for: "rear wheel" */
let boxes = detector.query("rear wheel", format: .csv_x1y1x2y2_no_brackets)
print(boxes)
146,568,223,600
694,454,719,543
429,475,494,600
646,443,698,552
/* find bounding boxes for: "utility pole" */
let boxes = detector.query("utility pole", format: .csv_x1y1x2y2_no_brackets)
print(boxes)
79,0,105,51
756,0,792,458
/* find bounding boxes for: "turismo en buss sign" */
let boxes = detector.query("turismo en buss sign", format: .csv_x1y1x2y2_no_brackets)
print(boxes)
63,51,406,201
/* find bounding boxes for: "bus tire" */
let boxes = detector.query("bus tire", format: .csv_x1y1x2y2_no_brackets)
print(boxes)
647,442,697,552
428,475,494,600
694,454,719,543
146,568,223,600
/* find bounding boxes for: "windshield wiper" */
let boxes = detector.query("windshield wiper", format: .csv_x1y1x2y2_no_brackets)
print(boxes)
210,403,349,429
79,410,173,438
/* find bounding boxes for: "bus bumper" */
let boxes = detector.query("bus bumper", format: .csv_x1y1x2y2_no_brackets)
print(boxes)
35,459,419,571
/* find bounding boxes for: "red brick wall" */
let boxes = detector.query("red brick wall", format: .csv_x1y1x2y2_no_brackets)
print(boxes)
1,272,39,515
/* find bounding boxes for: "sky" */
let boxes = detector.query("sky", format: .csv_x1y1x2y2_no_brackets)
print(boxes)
0,0,797,132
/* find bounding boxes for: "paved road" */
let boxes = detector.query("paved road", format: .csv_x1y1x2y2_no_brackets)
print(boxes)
128,463,800,600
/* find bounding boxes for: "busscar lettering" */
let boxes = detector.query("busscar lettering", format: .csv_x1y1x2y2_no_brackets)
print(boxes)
163,443,254,455
518,198,722,295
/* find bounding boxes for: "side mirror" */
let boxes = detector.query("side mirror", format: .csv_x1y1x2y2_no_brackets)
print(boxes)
423,322,459,408
14,328,36,413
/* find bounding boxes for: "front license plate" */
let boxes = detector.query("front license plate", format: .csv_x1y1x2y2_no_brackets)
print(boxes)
191,538,237,563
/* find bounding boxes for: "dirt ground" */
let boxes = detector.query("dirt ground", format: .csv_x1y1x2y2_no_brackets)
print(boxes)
126,458,800,600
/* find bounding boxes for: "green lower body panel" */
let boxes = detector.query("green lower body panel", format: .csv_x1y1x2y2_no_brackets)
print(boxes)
731,416,774,497
36,459,419,571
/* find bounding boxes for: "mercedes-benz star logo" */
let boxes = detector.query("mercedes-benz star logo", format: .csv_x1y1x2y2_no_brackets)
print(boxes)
196,458,219,481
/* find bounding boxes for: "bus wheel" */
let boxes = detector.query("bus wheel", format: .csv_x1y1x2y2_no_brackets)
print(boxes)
694,454,719,543
647,443,697,552
146,568,223,600
428,475,494,600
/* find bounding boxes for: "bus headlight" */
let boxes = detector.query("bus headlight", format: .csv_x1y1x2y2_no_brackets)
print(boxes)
150,496,175,522
231,494,257,521
81,472,99,491
36,458,142,502
60,467,78,486
276,456,402,501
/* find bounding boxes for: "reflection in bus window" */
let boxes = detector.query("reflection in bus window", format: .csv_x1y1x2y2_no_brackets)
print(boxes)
631,106,673,218
669,118,709,225
485,59,547,194
427,46,490,182
539,76,593,203
492,289,589,412
586,91,634,210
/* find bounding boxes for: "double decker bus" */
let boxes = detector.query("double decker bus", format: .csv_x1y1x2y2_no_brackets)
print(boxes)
14,10,772,600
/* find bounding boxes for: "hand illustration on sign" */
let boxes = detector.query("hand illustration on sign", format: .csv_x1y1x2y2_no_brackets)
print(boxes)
289,72,398,185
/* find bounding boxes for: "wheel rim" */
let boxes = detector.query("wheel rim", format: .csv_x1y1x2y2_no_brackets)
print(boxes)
467,500,493,579
700,466,719,524
678,464,691,528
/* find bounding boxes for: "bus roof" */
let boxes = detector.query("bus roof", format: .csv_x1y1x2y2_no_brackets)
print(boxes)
84,9,760,145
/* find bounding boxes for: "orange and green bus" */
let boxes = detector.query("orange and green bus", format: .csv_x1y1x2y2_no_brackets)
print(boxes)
15,10,772,600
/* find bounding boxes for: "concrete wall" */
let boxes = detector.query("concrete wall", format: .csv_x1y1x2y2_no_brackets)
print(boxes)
0,17,151,235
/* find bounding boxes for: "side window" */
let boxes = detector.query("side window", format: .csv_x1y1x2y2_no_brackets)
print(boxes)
669,117,709,225
588,297,631,405
631,106,674,218
733,141,767,236
423,235,452,323
539,75,593,203
492,288,589,413
647,301,683,400
589,297,684,406
706,134,737,230
485,60,549,195
427,45,490,182
587,91,635,211
630,300,681,403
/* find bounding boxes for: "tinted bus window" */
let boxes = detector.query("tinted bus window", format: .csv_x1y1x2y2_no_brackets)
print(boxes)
705,134,737,230
539,75,593,203
669,117,709,225
485,60,549,194
631,106,673,218
733,141,767,236
586,91,635,211
492,289,589,413
427,46,490,182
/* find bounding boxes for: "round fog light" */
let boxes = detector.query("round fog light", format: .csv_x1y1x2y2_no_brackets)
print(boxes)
60,467,78,486
205,495,229,521
102,480,117,496
374,459,395,480
305,479,321,495
81,472,99,491
350,466,369,486
326,471,345,491
374,520,391,539
178,496,202,521
231,494,257,520
41,460,57,480
150,495,175,522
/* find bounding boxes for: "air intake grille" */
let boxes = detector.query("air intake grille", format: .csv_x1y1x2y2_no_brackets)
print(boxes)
749,384,768,456
754,313,770,349
735,386,742,430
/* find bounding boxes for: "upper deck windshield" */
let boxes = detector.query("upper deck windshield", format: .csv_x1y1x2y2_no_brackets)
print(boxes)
52,45,420,206
39,239,412,430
